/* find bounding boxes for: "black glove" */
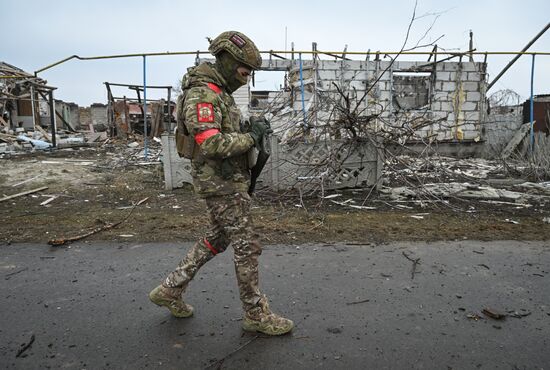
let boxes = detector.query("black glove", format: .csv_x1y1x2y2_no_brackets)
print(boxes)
248,116,270,146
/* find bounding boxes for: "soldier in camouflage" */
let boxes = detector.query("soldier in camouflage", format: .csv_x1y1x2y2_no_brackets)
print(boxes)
149,31,293,336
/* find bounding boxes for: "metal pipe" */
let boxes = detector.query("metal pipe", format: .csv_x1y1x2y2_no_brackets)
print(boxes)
530,54,535,154
488,22,550,91
143,56,148,160
33,50,550,76
299,53,307,130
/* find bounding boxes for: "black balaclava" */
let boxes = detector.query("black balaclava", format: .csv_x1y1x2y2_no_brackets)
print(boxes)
214,51,249,93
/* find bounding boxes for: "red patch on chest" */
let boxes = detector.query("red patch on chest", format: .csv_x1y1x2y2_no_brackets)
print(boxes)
197,103,215,123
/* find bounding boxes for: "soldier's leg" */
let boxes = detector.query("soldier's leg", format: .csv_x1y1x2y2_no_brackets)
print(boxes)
149,196,230,317
208,192,293,335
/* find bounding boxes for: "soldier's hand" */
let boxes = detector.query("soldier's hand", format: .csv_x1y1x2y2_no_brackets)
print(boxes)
249,117,270,146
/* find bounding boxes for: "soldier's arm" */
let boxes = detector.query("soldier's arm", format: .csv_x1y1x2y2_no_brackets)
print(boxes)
184,87,254,160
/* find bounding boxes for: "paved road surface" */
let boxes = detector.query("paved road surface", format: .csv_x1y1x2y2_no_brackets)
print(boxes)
1,240,549,369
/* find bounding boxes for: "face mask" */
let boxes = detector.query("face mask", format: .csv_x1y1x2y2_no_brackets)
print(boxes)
215,52,249,93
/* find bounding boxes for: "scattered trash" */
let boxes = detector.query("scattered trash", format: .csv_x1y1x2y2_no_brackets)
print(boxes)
39,196,57,206
543,217,550,224
503,219,519,224
507,310,531,318
466,313,483,321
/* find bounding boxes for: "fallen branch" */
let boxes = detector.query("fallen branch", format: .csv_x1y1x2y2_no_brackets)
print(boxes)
205,335,259,370
402,251,421,280
346,298,370,305
0,187,48,203
5,267,29,280
16,334,35,358
47,197,149,246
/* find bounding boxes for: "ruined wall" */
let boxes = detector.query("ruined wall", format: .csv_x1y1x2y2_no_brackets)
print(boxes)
90,104,108,129
287,60,487,142
482,106,523,158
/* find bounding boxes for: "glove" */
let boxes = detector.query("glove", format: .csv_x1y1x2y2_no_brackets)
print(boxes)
248,116,270,146
220,159,233,180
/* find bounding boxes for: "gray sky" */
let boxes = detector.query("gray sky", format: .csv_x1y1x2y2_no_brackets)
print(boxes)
4,0,549,106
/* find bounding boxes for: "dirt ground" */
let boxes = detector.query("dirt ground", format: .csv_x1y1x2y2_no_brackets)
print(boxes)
1,144,549,245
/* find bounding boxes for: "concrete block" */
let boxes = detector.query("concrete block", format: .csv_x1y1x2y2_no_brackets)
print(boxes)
349,80,366,90
431,102,441,111
465,72,481,81
432,91,450,101
461,62,478,72
440,101,454,112
444,63,459,72
442,81,457,92
462,130,479,140
437,130,453,140
461,102,477,111
394,61,418,70
318,70,337,80
343,70,367,81
462,82,479,92
458,123,477,131
436,71,451,81
466,91,482,102
464,111,481,121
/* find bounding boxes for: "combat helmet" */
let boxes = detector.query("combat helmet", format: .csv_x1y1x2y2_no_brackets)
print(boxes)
209,31,262,70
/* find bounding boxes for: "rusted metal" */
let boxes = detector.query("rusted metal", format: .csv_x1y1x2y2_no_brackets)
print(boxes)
523,95,550,134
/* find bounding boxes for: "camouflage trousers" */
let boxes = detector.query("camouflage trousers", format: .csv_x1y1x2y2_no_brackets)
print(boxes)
164,192,263,311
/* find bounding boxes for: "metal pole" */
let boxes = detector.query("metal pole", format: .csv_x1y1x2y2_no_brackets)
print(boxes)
299,53,307,130
469,30,474,62
48,90,57,148
143,55,148,160
167,87,172,132
530,54,535,154
488,22,550,91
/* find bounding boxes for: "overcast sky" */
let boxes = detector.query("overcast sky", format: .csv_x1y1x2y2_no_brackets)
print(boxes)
3,0,549,106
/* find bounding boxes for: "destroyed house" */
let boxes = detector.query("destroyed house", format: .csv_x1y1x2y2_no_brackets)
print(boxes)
0,61,57,132
219,57,489,145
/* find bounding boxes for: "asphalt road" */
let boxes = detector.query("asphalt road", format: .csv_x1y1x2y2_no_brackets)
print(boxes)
1,240,549,369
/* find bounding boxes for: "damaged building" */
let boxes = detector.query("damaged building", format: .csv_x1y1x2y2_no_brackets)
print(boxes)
165,53,533,191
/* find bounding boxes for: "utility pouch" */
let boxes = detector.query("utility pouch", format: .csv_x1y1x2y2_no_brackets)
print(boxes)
175,92,195,159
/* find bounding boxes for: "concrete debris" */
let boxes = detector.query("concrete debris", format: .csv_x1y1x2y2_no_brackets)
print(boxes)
381,182,549,204
16,135,52,150
330,199,376,210
543,217,550,224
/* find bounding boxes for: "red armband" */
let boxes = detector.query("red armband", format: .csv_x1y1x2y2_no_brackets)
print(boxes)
195,128,220,145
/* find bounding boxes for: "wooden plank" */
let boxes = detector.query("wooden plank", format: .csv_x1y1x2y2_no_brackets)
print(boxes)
501,122,531,158
33,124,52,142
0,186,48,203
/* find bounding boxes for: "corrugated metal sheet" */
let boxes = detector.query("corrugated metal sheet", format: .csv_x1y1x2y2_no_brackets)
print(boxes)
523,96,550,134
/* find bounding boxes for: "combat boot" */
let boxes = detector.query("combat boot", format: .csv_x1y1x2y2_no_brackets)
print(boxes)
149,285,193,318
242,296,293,335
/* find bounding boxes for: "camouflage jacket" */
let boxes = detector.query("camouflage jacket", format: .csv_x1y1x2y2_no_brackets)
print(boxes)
180,62,254,197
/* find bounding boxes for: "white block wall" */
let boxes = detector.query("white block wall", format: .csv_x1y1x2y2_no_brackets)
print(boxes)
285,59,487,142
